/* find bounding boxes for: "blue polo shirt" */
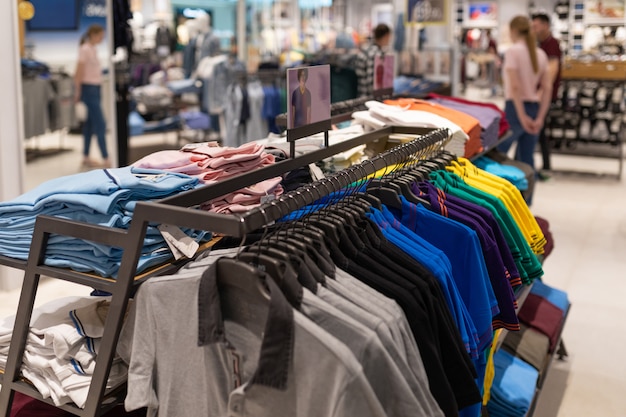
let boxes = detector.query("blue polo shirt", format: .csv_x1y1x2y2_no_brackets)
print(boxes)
368,207,480,359
388,196,498,353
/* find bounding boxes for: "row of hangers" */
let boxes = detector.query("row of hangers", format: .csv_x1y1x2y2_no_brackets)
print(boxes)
212,132,457,335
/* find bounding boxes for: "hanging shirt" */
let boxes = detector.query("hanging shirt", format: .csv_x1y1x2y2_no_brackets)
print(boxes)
387,197,498,353
429,170,544,284
448,158,546,254
119,265,388,417
414,181,520,332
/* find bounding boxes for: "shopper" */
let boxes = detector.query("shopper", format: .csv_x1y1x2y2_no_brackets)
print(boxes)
74,24,110,168
532,12,562,177
498,16,552,184
291,68,312,128
356,23,392,97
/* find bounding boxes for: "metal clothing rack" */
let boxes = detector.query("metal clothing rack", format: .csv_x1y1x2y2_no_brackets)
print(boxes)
0,126,449,417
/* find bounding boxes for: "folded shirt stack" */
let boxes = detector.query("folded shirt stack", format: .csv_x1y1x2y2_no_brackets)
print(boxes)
486,349,539,417
518,282,569,353
351,101,469,157
427,94,503,150
133,142,284,215
0,296,128,409
0,167,207,277
133,142,276,185
473,156,528,192
384,98,483,158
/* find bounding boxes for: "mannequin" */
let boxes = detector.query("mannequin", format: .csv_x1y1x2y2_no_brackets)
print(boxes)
195,12,221,61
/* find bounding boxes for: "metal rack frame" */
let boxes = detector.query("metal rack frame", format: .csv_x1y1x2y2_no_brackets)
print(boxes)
0,126,449,417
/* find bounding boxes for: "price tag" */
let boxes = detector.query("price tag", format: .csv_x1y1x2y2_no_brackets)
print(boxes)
309,163,326,181
158,224,200,260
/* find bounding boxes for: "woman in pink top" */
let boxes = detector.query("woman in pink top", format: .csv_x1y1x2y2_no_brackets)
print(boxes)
74,24,110,168
497,16,552,188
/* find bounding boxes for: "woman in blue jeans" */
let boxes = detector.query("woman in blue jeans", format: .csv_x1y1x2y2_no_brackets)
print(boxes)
498,16,552,179
74,24,110,168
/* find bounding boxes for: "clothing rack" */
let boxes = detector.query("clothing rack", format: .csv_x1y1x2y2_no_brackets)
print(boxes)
0,126,449,417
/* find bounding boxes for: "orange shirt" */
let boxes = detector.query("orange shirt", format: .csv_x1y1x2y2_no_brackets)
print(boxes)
385,98,483,158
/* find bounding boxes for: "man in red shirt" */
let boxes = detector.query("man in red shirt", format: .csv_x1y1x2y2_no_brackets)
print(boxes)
532,13,562,177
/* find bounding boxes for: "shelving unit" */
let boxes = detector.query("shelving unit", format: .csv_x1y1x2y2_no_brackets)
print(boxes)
546,59,625,178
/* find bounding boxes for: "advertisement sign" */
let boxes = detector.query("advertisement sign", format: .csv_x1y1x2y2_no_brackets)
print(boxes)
287,65,331,130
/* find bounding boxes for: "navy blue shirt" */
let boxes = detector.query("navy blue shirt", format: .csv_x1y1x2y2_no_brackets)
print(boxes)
389,197,498,354
368,207,480,359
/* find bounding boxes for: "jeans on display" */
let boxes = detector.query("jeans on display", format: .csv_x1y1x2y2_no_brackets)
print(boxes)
80,84,108,159
497,100,540,172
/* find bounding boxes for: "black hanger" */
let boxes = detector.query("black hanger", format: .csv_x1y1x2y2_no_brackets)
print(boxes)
215,257,270,338
356,192,382,210
287,221,332,258
302,182,341,243
366,179,403,209
394,176,431,207
243,245,318,301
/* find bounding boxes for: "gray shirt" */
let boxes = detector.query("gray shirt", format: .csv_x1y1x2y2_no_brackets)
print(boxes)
301,288,431,417
118,264,387,417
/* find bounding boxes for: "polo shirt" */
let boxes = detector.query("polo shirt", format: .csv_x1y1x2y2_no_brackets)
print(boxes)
417,183,522,288
448,159,546,254
368,208,480,358
530,280,569,313
316,283,433,402
486,350,539,417
517,293,565,353
473,156,528,191
414,182,520,331
427,96,502,149
501,324,551,372
290,86,311,128
328,220,481,416
120,265,388,417
429,171,543,283
300,288,440,417
388,197,498,353
325,278,405,353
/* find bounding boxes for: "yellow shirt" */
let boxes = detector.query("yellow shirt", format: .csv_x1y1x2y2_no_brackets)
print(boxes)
447,158,546,255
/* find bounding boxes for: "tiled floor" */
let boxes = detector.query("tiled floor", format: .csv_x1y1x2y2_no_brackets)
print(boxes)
2,106,626,416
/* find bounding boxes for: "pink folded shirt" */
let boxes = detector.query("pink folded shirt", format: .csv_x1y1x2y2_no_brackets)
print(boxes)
132,150,209,175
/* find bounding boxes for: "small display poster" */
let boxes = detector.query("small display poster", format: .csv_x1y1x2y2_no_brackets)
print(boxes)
287,65,331,130
374,54,395,91
408,0,446,25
